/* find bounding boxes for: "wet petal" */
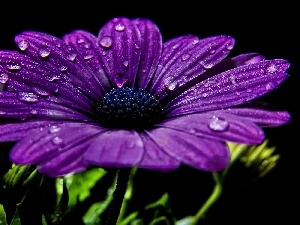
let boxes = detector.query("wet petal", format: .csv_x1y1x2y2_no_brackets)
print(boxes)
224,108,290,127
0,92,91,121
139,133,180,170
0,121,59,141
85,129,144,167
133,19,162,89
98,18,141,88
150,35,234,98
168,59,290,115
10,122,104,164
159,112,264,144
146,128,230,171
15,31,105,99
0,51,92,110
62,30,111,91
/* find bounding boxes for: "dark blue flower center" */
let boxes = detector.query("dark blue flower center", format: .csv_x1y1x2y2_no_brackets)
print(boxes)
92,87,165,129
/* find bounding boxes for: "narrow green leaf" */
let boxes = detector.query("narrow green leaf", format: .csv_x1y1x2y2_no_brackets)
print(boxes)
0,204,8,225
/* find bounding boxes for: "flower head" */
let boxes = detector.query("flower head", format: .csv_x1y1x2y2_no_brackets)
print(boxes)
0,17,290,177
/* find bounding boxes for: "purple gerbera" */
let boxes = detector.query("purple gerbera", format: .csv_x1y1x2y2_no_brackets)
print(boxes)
0,17,290,177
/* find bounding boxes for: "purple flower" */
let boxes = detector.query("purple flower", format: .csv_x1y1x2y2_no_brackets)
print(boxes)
0,17,290,177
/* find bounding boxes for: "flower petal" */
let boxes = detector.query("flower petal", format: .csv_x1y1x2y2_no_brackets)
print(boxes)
37,141,90,177
0,92,91,121
62,30,112,91
224,107,290,127
0,121,59,141
132,19,162,89
10,122,104,164
159,112,264,144
0,51,92,110
97,18,141,88
15,31,105,99
139,133,180,170
146,128,230,171
85,129,144,167
168,59,290,115
150,35,235,98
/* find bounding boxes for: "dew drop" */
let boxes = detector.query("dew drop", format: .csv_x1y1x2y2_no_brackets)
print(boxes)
265,81,277,90
265,64,277,74
164,76,178,91
6,64,21,71
202,93,208,97
113,73,128,88
200,60,213,69
0,111,6,115
46,74,61,82
235,91,241,96
208,117,229,131
59,65,68,72
49,125,61,133
52,136,63,145
123,60,129,67
115,23,125,31
67,53,77,61
0,73,8,84
30,109,38,115
32,87,50,96
18,40,30,51
246,88,252,93
181,54,191,61
84,43,91,49
134,43,140,49
77,38,85,44
18,92,39,103
84,54,94,60
209,47,216,54
225,39,234,50
99,36,113,48
229,75,237,85
38,47,51,58
192,39,199,45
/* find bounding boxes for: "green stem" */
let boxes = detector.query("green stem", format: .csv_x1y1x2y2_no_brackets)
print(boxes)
190,172,223,225
104,168,132,225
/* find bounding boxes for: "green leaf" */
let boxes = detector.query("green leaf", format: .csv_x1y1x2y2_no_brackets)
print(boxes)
0,204,8,225
10,202,21,225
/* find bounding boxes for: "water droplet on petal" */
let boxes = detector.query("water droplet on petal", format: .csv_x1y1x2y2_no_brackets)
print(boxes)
209,47,216,54
225,39,234,50
52,136,63,145
6,64,21,71
77,38,85,44
192,39,199,45
208,117,229,131
265,64,277,74
84,43,91,49
123,60,129,67
46,74,61,82
38,46,51,58
18,92,39,103
230,75,237,85
0,73,8,84
115,23,125,31
134,43,140,49
30,109,38,115
99,36,113,48
200,60,213,69
113,73,128,88
235,91,241,96
181,54,190,61
0,111,6,115
59,65,68,72
202,93,208,97
49,125,61,133
32,87,50,96
265,81,277,90
18,40,29,51
164,76,178,91
84,54,94,60
67,53,77,61
246,88,252,93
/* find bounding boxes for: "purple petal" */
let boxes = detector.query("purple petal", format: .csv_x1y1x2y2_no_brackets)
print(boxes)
224,108,290,127
139,133,180,170
85,129,144,167
0,92,91,121
97,18,141,88
15,31,105,99
145,128,230,171
132,19,162,89
0,121,59,141
37,142,90,177
0,51,93,110
10,122,104,164
150,35,235,98
168,59,290,115
159,112,264,144
62,30,112,91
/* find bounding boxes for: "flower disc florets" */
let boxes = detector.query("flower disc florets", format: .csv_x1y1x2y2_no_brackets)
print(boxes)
92,87,165,129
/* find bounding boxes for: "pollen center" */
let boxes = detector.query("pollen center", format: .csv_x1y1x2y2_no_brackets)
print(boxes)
92,87,165,129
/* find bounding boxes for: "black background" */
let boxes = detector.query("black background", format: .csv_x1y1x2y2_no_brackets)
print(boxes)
0,1,298,224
